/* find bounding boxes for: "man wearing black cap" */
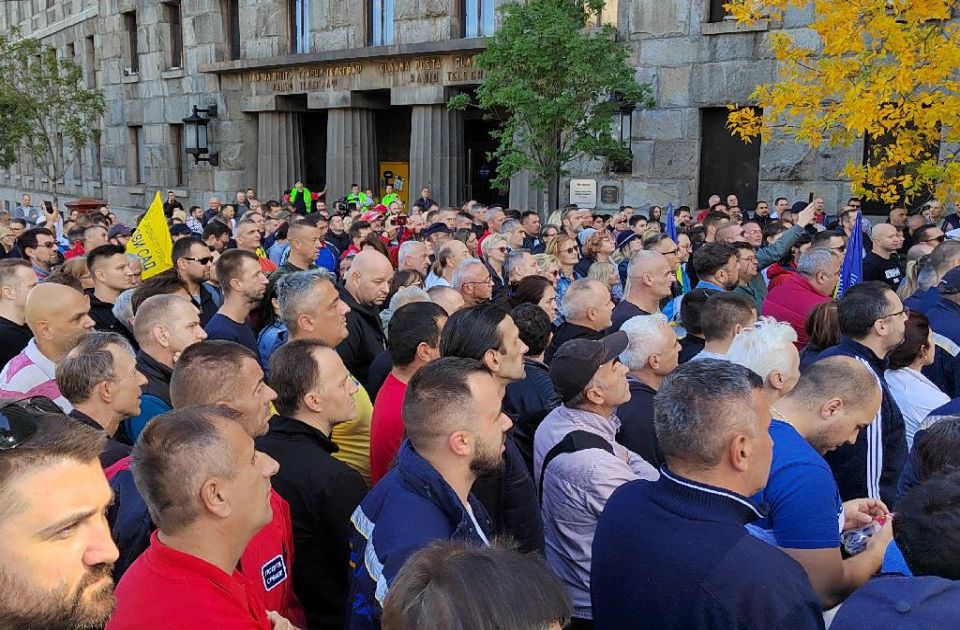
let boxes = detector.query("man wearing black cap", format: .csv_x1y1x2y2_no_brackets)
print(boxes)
924,266,960,349
534,332,659,627
107,223,134,248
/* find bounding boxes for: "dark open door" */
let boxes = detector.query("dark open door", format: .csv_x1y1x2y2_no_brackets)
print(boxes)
698,107,761,210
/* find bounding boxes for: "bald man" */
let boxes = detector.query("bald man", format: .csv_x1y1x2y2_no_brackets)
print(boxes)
863,223,905,289
336,249,394,389
0,282,95,411
428,285,466,315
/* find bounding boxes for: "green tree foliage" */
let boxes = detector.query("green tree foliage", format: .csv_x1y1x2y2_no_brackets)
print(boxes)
450,0,653,211
0,28,105,204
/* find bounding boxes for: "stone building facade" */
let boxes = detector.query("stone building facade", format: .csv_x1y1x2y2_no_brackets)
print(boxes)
0,0,867,215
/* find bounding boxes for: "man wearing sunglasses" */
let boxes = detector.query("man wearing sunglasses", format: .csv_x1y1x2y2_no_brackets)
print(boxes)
19,227,59,281
0,412,119,628
0,282,96,412
172,236,221,326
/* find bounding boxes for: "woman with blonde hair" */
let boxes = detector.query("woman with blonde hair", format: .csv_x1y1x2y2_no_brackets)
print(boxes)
480,232,510,296
532,253,561,288
545,234,579,325
60,256,94,290
587,260,623,304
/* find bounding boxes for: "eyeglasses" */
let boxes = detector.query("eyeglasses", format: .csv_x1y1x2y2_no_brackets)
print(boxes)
36,241,57,249
920,235,946,244
496,247,509,253
661,247,680,256
463,277,493,286
877,307,910,322
563,247,578,255
183,256,214,265
0,397,62,450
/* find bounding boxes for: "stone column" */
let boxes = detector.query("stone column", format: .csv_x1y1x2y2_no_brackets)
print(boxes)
325,108,378,201
257,112,304,200
509,170,546,215
409,105,464,208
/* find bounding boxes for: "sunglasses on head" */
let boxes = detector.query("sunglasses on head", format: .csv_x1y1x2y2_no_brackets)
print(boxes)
0,397,62,450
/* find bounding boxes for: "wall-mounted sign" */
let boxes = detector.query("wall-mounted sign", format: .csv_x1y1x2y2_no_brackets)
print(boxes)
600,185,619,205
570,179,597,208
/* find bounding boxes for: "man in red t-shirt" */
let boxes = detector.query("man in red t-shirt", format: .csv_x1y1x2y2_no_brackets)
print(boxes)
370,302,447,484
108,407,294,629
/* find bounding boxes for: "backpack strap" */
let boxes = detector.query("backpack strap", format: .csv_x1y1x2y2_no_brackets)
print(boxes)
538,430,615,503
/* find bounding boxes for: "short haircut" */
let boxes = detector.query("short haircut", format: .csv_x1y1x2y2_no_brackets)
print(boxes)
702,211,729,233
440,302,509,359
510,303,551,357
172,236,205,265
560,278,604,320
726,317,798,380
930,240,960,276
499,218,521,235
131,405,240,534
268,339,328,416
785,355,878,409
397,240,424,266
810,230,842,249
276,270,335,333
654,359,764,470
130,270,189,314
170,340,259,408
83,224,107,239
796,248,838,277
86,244,127,271
692,242,736,277
0,413,105,520
502,249,531,281
55,332,134,404
18,227,54,253
402,356,490,449
451,258,486,291
680,288,710,335
382,540,571,630
348,220,371,238
202,220,230,241
894,471,960,579
837,281,893,338
620,313,670,371
215,249,259,294
134,294,195,345
43,272,84,292
387,302,447,367
520,210,539,223
916,417,960,482
0,258,31,286
700,293,756,342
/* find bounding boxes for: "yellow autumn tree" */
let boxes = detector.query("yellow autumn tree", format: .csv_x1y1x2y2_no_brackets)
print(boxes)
724,0,960,205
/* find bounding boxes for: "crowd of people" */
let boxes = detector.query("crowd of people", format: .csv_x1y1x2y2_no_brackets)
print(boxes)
1,184,960,629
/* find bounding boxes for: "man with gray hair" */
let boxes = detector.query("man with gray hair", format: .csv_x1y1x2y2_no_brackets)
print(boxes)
545,278,614,363
452,258,493,307
56,331,148,467
905,239,960,314
727,316,801,405
278,270,351,348
535,332,658,624
500,218,526,250
616,313,681,468
592,359,824,629
762,247,840,346
502,249,539,286
397,240,430,276
611,250,674,332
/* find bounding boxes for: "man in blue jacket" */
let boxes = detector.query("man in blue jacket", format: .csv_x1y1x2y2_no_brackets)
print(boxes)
591,359,824,629
346,357,511,628
815,281,908,505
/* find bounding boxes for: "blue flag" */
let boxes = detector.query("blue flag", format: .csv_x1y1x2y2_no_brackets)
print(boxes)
665,202,677,241
837,211,863,297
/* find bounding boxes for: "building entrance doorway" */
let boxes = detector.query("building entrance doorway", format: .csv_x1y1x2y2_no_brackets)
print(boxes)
464,114,508,207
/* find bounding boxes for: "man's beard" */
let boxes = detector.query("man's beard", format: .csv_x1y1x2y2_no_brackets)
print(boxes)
0,562,115,630
469,434,505,478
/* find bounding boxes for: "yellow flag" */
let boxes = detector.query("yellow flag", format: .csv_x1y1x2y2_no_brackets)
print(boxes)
126,191,173,280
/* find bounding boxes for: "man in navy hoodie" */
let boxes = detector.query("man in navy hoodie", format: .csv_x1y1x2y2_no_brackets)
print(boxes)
346,357,511,628
815,281,908,505
591,359,824,630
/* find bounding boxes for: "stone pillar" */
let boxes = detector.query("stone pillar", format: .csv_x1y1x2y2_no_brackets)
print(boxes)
257,112,304,200
325,108,378,201
509,170,546,215
409,105,463,208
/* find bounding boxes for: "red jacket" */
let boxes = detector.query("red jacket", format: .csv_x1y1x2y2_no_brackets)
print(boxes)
765,263,797,291
761,272,831,348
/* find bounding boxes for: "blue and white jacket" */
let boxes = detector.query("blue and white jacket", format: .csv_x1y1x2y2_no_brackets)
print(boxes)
346,440,492,629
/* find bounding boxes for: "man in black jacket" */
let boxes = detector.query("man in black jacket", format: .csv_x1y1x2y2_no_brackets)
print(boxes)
336,249,393,389
86,245,137,347
545,279,613,363
503,303,561,474
616,313,681,468
256,340,367,630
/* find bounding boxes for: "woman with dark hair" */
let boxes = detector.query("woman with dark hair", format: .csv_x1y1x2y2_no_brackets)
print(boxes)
454,227,478,253
381,540,571,630
510,274,558,323
885,311,949,447
799,299,839,371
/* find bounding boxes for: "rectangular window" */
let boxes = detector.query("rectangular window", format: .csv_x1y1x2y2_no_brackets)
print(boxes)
166,2,183,69
698,107,762,209
290,0,310,54
224,0,241,60
131,126,145,184
708,0,731,23
464,0,495,38
123,11,139,74
368,0,394,46
84,36,96,88
65,42,75,59
171,124,185,187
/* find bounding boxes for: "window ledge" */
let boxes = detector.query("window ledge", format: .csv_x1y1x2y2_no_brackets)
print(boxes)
701,18,770,35
161,68,184,80
121,72,140,84
126,186,145,195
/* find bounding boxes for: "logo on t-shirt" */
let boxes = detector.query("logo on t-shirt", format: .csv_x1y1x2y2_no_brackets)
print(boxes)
261,554,288,591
